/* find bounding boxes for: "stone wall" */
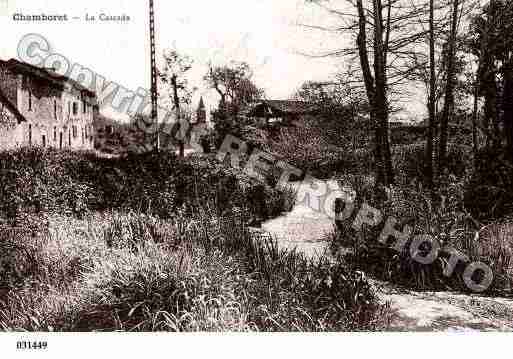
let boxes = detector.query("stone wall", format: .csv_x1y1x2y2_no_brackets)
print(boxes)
60,89,95,150
0,65,96,152
0,68,19,106
0,105,24,150
16,76,95,150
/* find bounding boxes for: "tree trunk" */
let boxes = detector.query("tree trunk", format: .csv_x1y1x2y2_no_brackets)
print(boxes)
426,0,436,188
373,0,394,186
472,78,480,168
356,0,385,185
480,0,498,147
484,83,498,145
504,59,513,159
438,0,460,173
171,75,184,158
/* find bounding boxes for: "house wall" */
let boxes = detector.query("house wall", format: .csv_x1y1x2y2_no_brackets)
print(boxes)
60,88,95,150
15,76,95,150
0,105,24,150
16,75,62,148
0,64,97,152
0,68,19,106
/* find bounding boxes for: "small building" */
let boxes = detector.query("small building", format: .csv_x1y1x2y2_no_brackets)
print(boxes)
245,100,314,127
0,58,97,151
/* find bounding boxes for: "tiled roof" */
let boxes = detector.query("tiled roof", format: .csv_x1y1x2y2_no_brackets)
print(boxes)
246,100,314,117
0,58,97,100
263,100,314,114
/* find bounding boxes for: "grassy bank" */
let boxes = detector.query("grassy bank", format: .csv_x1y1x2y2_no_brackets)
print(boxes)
0,211,385,331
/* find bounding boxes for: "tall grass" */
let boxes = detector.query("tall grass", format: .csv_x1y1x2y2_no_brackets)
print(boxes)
0,211,385,331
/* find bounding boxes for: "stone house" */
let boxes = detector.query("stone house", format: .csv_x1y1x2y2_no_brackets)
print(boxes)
0,58,97,151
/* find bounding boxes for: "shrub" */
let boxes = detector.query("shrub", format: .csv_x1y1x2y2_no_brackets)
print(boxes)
333,175,513,295
392,142,473,185
464,147,513,220
0,148,293,224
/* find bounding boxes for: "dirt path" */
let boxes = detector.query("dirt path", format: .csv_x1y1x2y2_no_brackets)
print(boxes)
260,182,513,332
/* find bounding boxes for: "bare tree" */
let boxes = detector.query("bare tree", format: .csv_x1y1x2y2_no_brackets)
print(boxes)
301,0,443,186
425,0,437,188
438,0,461,172
505,59,513,157
160,49,194,158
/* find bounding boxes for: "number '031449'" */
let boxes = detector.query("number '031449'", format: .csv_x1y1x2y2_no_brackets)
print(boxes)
16,341,48,350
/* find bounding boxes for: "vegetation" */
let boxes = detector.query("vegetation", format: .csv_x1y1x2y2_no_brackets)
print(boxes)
2,0,512,333
0,148,292,223
0,211,386,331
332,144,512,295
204,61,264,149
0,149,385,331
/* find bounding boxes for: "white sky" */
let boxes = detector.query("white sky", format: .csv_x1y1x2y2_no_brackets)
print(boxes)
0,0,425,121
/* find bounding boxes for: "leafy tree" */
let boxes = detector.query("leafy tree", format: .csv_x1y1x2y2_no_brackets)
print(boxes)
468,0,513,155
204,61,264,117
294,78,371,150
204,61,264,147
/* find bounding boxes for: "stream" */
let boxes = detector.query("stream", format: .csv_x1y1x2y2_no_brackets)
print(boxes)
260,180,513,332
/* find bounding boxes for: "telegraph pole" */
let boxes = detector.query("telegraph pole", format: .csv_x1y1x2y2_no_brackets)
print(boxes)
149,0,159,151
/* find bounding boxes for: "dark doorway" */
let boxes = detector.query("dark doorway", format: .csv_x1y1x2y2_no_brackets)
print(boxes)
59,132,63,149
42,135,46,148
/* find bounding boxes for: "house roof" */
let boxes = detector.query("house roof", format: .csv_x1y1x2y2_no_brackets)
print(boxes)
246,100,314,117
0,58,97,99
0,88,26,124
264,100,314,114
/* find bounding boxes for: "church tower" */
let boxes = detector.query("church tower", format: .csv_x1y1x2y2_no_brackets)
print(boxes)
196,97,206,124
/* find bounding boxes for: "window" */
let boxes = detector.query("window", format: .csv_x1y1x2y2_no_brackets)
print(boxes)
68,102,71,117
83,99,87,114
54,100,57,119
53,126,57,142
28,124,32,145
28,90,32,111
42,135,46,148
72,102,78,116
72,125,77,138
